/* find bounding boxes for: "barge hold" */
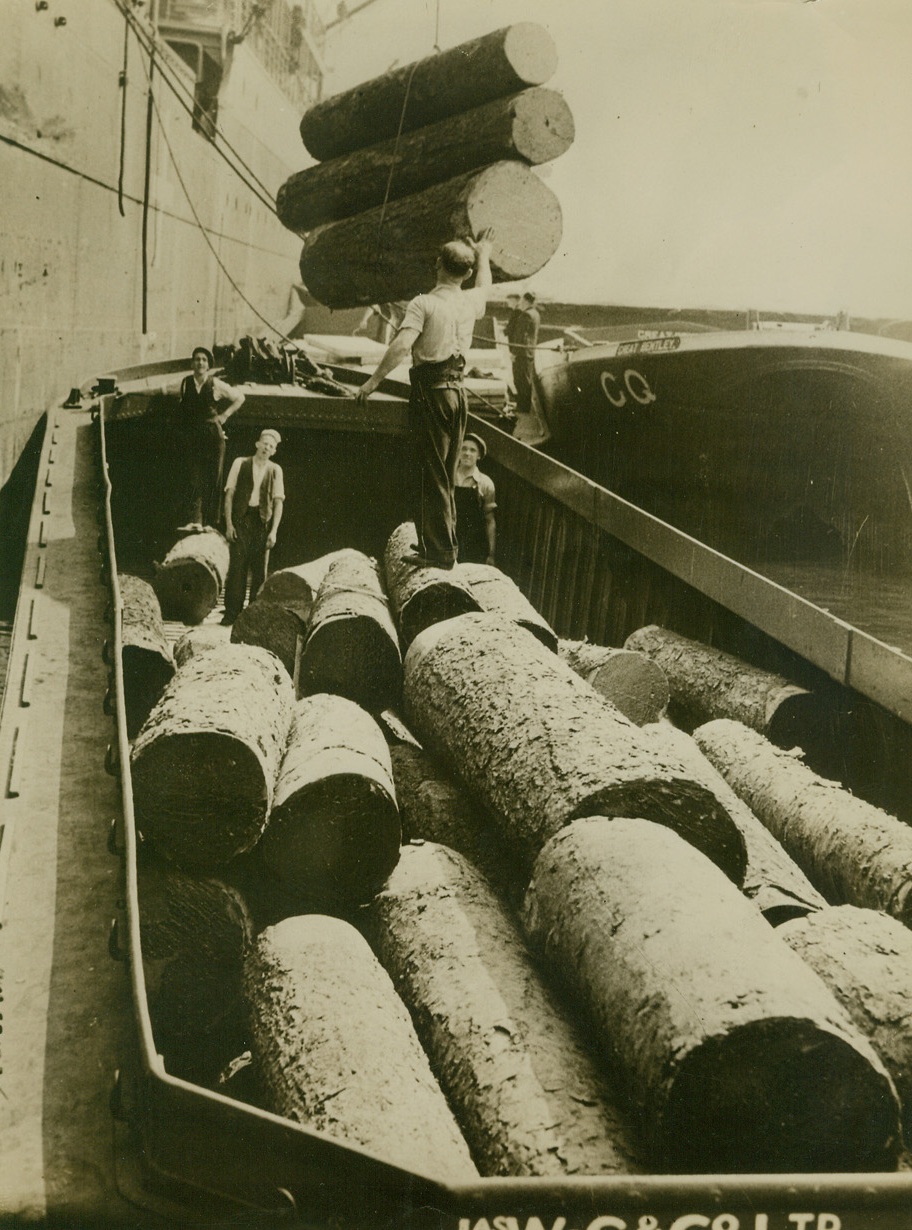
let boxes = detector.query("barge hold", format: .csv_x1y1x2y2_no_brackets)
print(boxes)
4,357,912,1226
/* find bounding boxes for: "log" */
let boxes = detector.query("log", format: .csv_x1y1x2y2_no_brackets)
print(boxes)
523,816,901,1173
299,23,558,161
779,905,912,1140
244,914,478,1182
280,88,573,233
152,528,230,625
299,162,562,310
403,612,747,884
260,693,401,907
624,624,822,747
383,522,481,648
559,639,669,726
643,721,826,924
139,853,254,1084
131,644,296,870
118,573,175,739
694,718,912,927
299,551,401,711
257,548,364,618
230,599,306,679
457,562,557,652
173,622,232,667
366,841,644,1176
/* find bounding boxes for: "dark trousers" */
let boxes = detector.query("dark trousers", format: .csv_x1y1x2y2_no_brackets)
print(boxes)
223,507,269,619
185,421,225,526
512,354,535,415
408,366,467,566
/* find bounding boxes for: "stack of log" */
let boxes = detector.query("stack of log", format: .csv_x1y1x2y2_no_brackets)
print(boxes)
279,24,574,309
118,573,175,739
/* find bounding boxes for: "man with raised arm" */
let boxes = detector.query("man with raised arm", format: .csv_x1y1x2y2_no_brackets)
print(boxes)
354,230,494,570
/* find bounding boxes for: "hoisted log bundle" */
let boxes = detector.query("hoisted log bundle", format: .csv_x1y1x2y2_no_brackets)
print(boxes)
257,548,364,617
131,645,296,870
403,613,747,884
118,573,175,739
366,841,644,1176
643,721,826,924
457,562,557,652
779,905,912,1139
260,693,400,908
299,24,558,161
173,622,231,667
152,528,230,625
299,162,562,310
230,599,306,680
279,88,573,234
559,640,670,726
624,624,823,747
694,719,912,927
383,522,481,648
299,551,401,711
522,816,901,1173
244,914,478,1183
138,854,254,1084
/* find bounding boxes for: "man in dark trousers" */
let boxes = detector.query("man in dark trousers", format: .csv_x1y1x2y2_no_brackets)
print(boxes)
221,428,285,624
509,291,541,417
354,230,493,569
177,346,245,530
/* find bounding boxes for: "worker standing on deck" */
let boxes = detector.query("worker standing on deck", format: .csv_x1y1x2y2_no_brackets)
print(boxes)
354,230,494,570
177,346,245,531
220,428,285,625
454,432,496,565
509,291,541,418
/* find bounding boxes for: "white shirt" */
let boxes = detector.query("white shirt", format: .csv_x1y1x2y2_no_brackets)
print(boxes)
224,456,286,506
401,284,487,364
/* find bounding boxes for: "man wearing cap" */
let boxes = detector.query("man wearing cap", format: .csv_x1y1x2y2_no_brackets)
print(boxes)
454,432,496,565
354,229,494,569
221,428,285,625
177,345,245,531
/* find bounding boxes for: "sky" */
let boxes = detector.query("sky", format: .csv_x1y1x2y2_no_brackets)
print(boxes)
315,0,912,320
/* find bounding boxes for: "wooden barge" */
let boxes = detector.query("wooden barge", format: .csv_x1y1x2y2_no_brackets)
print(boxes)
3,356,912,1227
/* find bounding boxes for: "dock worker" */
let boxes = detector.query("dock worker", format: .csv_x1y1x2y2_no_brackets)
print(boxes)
454,432,496,565
220,428,285,625
508,291,541,418
354,230,493,569
177,346,245,531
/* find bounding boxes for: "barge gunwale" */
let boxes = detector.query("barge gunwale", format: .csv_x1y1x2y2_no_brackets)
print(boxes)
5,358,912,1223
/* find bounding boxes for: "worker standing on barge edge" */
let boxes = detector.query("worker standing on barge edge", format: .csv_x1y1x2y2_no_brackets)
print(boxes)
177,346,245,531
354,230,494,569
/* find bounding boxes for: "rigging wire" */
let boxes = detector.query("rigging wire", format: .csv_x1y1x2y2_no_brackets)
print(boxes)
117,10,129,217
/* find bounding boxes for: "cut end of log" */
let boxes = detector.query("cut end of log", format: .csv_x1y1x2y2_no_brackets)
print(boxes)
231,601,304,679
502,21,559,86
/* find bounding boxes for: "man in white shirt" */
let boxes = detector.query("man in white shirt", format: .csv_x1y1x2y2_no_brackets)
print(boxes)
221,428,285,624
355,230,493,569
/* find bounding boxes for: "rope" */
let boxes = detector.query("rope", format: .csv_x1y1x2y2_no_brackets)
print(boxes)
374,57,422,258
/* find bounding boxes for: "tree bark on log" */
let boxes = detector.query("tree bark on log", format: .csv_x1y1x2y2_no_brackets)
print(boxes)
280,89,573,233
366,841,644,1176
173,622,232,667
257,548,363,618
523,816,901,1173
779,904,912,1140
231,599,306,680
153,529,230,625
299,162,562,310
299,23,558,161
299,552,401,711
384,522,481,648
694,718,912,927
403,613,747,884
624,624,822,747
131,644,296,870
118,573,175,739
643,721,826,924
457,562,557,652
244,914,478,1182
261,693,400,907
559,640,670,726
139,853,254,1084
